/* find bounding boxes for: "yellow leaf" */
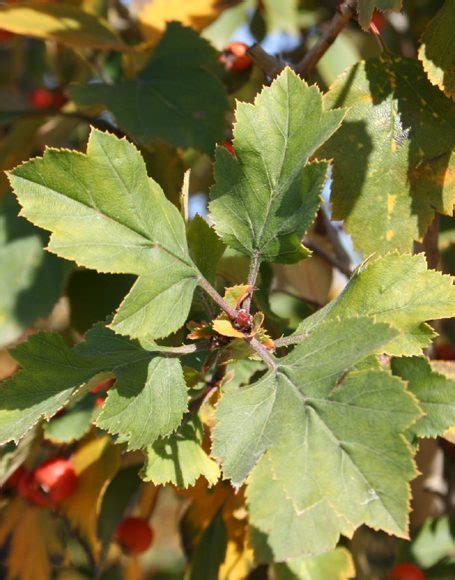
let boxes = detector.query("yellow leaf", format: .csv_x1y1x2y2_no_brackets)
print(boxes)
224,284,253,309
62,435,121,558
213,318,244,338
0,498,65,580
0,4,128,51
138,0,229,42
180,480,254,578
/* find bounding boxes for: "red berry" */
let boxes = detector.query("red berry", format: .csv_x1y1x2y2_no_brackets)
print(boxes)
51,89,67,109
3,465,26,489
435,343,455,360
91,377,116,394
18,471,53,508
116,517,154,555
388,562,425,580
223,140,235,156
33,458,78,503
0,29,14,42
371,10,387,34
29,88,55,110
235,309,253,330
95,396,105,407
219,41,252,72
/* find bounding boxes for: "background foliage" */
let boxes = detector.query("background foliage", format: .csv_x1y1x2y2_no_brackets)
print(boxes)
0,0,454,579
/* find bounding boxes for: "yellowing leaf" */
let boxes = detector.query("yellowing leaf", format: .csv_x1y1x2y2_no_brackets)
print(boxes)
138,0,227,42
274,547,355,579
0,4,127,51
418,0,455,100
0,498,65,580
62,435,121,557
213,318,245,338
224,284,253,309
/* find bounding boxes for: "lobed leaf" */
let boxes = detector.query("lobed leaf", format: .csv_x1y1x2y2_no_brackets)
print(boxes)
0,324,188,449
321,56,455,254
296,253,455,356
391,356,455,439
210,67,343,263
8,128,198,341
142,418,220,488
213,317,406,485
213,317,421,559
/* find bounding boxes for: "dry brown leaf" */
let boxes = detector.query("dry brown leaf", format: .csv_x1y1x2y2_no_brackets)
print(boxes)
0,498,65,580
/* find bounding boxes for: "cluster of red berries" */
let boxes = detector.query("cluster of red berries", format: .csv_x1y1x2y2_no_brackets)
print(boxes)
388,562,425,580
219,41,252,73
4,457,78,508
29,88,67,110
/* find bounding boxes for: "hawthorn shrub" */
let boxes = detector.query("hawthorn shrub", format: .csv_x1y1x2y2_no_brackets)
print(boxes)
0,0,454,578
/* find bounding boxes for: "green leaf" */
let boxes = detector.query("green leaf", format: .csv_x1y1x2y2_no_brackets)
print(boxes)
296,253,455,356
98,466,141,551
213,317,420,559
0,3,127,50
43,397,94,443
274,547,355,579
0,324,188,448
67,270,135,334
391,356,455,439
322,56,455,254
418,0,455,100
187,215,226,284
77,325,188,450
213,316,406,485
8,128,198,341
246,367,419,560
210,67,343,263
70,23,229,153
189,511,227,580
142,417,220,487
0,333,98,445
0,194,68,347
357,1,402,30
410,516,455,568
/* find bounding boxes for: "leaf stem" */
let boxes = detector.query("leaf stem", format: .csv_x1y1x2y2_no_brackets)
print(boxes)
248,336,277,370
162,341,213,356
274,333,309,348
197,275,238,319
243,249,261,313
